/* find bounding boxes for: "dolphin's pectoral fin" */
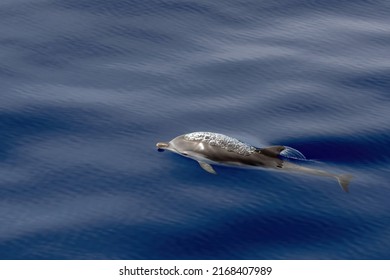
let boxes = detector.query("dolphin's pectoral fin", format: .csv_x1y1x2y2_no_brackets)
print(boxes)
197,161,217,175
336,174,353,193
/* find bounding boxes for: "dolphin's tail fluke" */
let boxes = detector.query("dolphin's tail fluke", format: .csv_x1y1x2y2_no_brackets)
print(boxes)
282,162,353,192
336,174,353,193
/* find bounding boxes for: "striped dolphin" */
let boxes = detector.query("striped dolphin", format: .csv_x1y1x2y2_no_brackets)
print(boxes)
156,132,352,192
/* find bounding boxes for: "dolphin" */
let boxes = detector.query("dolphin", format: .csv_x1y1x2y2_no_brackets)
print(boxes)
156,132,352,192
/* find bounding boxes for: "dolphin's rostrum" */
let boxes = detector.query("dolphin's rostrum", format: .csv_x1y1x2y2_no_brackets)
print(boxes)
156,132,352,192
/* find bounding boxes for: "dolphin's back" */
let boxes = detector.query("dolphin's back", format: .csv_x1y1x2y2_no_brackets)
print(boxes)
183,132,256,156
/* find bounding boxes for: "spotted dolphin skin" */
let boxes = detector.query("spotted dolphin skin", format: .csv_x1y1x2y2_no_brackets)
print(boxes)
156,132,352,192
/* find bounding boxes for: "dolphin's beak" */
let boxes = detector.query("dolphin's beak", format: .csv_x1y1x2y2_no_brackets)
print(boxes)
156,142,169,152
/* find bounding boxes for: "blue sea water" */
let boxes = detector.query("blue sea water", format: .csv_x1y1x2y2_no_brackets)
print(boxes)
0,0,389,259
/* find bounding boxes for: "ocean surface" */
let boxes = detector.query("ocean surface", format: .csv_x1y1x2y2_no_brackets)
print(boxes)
0,0,389,260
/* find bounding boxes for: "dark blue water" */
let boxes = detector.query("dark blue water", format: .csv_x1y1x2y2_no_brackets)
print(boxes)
1,0,389,259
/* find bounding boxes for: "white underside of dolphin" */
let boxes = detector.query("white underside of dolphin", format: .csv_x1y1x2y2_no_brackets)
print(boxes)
157,132,353,192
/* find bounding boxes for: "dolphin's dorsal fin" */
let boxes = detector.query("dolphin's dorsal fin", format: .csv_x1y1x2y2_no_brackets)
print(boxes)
257,146,286,157
197,161,217,175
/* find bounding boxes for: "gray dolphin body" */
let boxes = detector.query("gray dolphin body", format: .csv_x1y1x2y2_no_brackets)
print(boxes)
156,132,352,192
